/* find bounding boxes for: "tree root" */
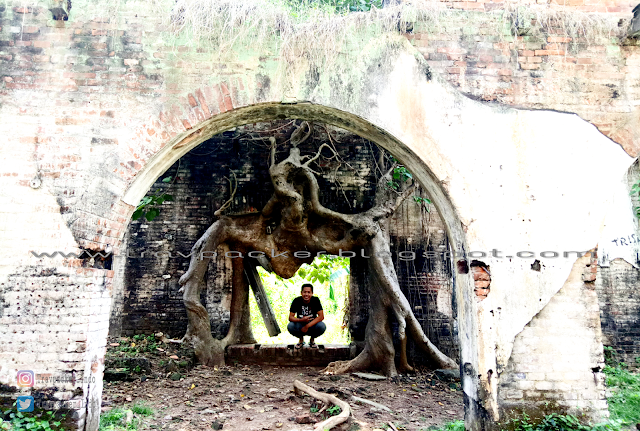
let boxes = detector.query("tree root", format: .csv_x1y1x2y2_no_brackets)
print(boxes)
293,380,350,431
350,396,392,412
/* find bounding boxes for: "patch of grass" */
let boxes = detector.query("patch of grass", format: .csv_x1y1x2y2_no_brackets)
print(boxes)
131,401,154,417
505,413,623,431
604,364,640,427
99,402,154,431
99,407,130,430
419,420,464,431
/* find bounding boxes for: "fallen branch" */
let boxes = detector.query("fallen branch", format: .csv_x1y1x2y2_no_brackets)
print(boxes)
350,395,392,412
293,380,350,431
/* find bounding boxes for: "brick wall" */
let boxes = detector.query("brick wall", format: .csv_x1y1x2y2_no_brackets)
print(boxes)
596,259,640,370
0,0,638,428
498,254,608,422
408,1,640,156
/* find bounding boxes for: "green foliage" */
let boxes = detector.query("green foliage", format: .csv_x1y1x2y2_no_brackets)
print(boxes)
1,408,66,431
130,402,154,417
326,405,341,416
503,413,622,431
114,336,158,356
604,365,640,426
306,0,382,13
99,402,153,431
132,176,175,221
428,420,465,431
310,406,319,413
249,258,351,345
385,163,432,211
296,255,349,286
630,180,640,219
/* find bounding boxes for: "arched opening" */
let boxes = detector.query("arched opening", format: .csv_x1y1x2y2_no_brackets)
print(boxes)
105,103,483,429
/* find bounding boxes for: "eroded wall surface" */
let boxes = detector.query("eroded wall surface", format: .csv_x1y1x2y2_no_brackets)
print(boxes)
0,0,638,429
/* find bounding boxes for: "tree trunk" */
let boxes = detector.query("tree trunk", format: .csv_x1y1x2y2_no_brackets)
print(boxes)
178,132,457,373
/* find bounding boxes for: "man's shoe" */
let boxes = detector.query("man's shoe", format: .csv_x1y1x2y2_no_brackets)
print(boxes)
295,342,305,349
309,341,318,349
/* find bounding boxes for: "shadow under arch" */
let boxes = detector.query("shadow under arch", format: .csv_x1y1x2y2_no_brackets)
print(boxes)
119,101,488,429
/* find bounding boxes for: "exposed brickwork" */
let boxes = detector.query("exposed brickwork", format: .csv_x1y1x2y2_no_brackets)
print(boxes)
471,263,491,301
596,259,640,370
225,344,355,367
0,1,638,428
407,4,640,156
498,255,607,422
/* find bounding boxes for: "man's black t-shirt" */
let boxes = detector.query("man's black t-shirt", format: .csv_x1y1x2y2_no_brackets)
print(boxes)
290,296,323,319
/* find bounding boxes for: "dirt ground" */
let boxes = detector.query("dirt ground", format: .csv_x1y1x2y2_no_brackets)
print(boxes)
102,337,464,431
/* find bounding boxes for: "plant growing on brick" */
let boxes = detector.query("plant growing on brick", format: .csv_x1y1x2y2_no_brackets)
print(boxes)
178,122,457,375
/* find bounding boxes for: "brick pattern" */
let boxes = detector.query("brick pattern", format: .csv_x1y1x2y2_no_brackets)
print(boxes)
498,256,608,422
407,6,640,156
225,344,355,367
596,259,640,370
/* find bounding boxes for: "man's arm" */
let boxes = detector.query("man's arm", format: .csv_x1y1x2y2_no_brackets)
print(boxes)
289,311,312,323
302,310,324,332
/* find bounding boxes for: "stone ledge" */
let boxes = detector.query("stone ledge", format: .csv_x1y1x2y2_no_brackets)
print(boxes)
225,344,356,367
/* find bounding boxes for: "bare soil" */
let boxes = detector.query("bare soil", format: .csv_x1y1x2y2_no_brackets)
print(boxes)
102,338,463,431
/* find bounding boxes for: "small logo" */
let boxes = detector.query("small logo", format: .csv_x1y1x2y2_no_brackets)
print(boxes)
17,396,34,412
16,370,34,388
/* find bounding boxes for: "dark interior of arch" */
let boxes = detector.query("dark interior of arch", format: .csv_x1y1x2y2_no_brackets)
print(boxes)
108,120,459,366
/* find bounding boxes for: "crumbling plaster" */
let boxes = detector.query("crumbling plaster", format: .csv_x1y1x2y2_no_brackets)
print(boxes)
0,1,637,428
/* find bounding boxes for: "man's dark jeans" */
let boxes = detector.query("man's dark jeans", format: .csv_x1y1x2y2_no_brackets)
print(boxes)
287,321,326,339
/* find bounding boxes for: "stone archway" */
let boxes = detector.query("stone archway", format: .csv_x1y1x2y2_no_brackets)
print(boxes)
115,102,484,429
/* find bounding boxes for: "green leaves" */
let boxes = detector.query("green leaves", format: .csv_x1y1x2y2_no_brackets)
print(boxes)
132,174,175,222
1,407,66,431
324,0,383,13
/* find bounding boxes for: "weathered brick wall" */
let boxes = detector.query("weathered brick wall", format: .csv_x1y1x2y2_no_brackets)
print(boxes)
596,259,640,370
0,0,638,428
409,1,640,156
498,253,608,422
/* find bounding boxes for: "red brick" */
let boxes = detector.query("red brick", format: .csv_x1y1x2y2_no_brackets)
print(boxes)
548,36,572,43
195,89,211,118
187,93,198,107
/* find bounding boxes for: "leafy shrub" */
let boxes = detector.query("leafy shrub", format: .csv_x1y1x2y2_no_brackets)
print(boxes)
604,365,640,426
1,408,66,431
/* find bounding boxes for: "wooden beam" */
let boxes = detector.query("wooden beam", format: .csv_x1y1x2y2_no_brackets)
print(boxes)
244,258,281,337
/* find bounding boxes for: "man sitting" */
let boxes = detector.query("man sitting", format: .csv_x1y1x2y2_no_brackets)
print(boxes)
287,283,326,349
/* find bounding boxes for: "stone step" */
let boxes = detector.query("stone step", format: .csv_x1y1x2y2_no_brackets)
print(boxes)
226,343,356,367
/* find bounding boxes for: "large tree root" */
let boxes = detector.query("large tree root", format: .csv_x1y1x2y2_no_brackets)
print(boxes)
293,380,351,431
324,234,457,376
178,126,457,373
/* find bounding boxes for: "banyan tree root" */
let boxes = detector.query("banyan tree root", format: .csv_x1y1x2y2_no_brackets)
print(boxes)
178,122,458,372
293,380,350,431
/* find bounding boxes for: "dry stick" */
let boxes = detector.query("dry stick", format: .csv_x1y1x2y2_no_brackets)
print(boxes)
350,395,392,412
293,380,350,431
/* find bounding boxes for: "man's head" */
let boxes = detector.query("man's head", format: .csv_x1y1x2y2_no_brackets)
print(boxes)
301,283,313,302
